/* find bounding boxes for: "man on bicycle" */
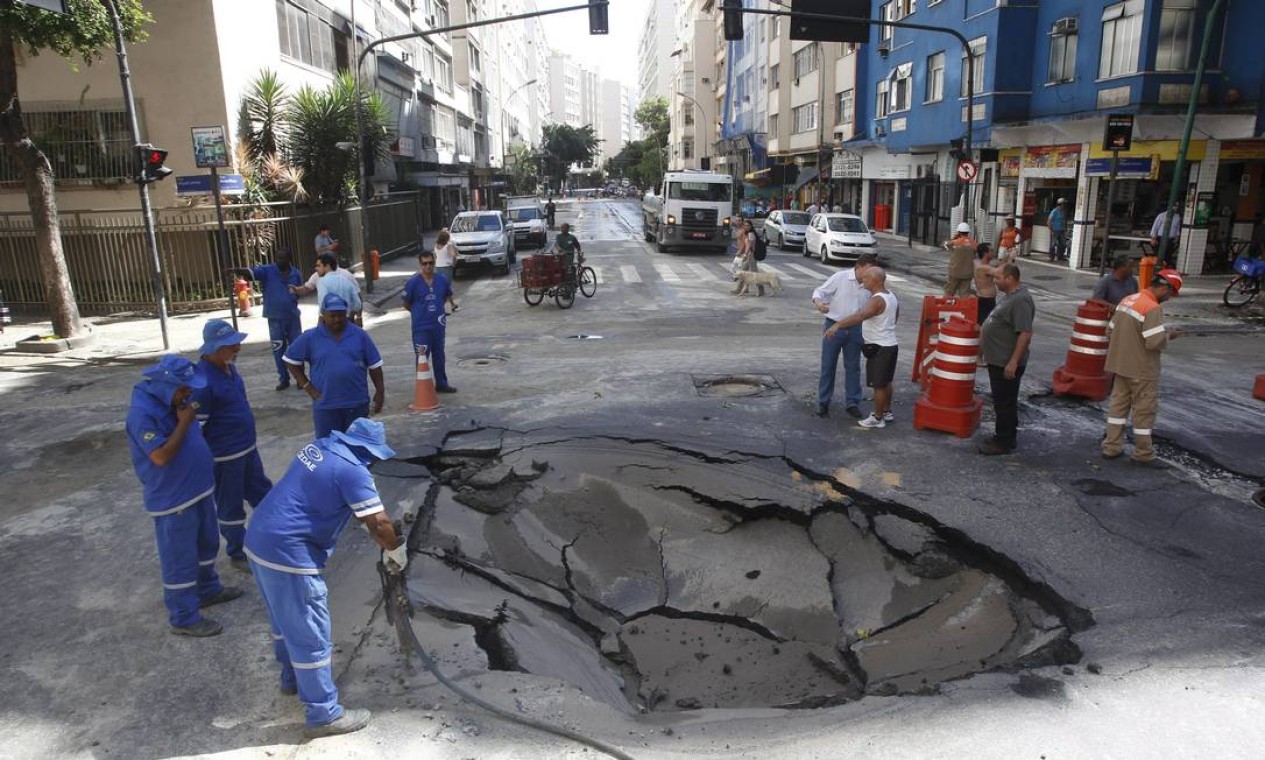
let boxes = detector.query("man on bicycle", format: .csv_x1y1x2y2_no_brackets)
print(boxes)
552,223,584,270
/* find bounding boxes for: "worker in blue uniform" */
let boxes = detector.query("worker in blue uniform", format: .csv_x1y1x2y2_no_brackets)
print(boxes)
193,320,273,572
244,417,406,738
284,293,385,438
229,246,304,390
402,248,458,393
126,354,244,637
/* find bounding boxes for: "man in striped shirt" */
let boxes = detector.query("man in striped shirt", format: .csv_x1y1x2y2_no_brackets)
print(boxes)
1102,270,1183,464
245,418,406,738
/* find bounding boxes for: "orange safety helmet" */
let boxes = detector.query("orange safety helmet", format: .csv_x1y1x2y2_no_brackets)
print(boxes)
1155,269,1183,295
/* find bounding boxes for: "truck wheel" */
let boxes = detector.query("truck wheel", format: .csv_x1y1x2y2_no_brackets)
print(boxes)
656,239,668,253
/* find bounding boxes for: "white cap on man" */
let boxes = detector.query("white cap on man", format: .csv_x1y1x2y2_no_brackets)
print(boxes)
956,222,972,233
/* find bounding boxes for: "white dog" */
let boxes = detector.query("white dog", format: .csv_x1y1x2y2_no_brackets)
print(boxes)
734,270,782,296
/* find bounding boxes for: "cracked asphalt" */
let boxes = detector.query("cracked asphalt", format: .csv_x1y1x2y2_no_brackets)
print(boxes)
1,198,1263,758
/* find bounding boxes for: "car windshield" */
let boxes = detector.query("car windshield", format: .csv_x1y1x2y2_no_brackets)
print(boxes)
452,214,501,232
667,181,732,202
781,212,811,225
509,208,540,221
828,217,869,233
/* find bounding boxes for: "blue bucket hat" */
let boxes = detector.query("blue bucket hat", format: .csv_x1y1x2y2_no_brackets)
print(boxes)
331,418,395,461
321,293,350,313
141,354,207,389
199,319,248,355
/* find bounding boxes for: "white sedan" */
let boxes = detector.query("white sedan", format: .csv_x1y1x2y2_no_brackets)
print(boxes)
760,210,811,250
804,213,878,264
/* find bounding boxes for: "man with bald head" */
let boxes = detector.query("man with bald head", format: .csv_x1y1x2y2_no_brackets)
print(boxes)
825,267,899,428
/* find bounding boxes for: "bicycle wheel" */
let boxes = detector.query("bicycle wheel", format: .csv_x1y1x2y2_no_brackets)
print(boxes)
555,286,576,309
523,287,544,306
579,266,597,298
1223,275,1259,308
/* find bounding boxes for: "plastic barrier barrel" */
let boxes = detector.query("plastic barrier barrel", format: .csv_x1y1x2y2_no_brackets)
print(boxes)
1051,300,1112,401
913,316,983,438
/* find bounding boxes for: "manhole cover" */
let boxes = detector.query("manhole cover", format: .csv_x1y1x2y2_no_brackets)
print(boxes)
456,355,507,368
694,374,783,398
385,433,1087,713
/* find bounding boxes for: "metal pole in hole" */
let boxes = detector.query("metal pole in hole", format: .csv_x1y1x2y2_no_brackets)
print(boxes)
210,165,237,329
1099,151,1120,277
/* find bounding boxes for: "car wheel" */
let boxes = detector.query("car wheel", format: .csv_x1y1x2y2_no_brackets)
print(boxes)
820,246,829,264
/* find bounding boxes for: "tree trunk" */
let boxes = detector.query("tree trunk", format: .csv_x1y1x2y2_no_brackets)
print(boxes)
0,30,84,339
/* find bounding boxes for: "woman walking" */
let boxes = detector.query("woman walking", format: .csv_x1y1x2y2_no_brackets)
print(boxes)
433,229,456,283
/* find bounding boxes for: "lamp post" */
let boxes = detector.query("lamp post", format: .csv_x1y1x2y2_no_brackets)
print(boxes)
676,91,707,169
501,78,538,193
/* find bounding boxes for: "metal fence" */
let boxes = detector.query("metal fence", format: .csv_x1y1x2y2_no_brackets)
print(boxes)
0,194,422,317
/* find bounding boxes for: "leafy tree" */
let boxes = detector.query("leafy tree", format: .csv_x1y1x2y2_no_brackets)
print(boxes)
541,122,600,189
633,97,669,190
507,143,539,196
285,72,392,205
0,0,151,338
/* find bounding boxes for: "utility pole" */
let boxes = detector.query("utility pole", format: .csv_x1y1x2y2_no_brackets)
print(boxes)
103,0,169,350
1159,0,1228,271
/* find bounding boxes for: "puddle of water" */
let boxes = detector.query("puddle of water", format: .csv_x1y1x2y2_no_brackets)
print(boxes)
403,434,1084,713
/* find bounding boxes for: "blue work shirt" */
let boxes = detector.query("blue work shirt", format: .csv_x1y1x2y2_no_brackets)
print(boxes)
250,264,303,319
284,322,383,411
402,273,452,334
244,437,385,573
316,270,363,312
1048,207,1066,233
126,381,216,515
192,359,258,461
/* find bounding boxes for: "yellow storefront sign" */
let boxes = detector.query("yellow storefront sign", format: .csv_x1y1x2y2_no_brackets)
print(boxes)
1218,140,1265,161
1088,139,1206,162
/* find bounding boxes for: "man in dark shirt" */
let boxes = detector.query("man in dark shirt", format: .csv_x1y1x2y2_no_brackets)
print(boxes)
979,263,1035,455
545,197,557,229
1090,256,1139,311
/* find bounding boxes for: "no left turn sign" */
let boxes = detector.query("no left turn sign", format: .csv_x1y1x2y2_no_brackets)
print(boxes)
956,160,979,182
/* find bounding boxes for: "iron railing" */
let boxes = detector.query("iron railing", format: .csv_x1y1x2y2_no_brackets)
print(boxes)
0,194,422,316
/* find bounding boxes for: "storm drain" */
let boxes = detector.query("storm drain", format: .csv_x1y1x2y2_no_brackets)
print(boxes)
385,432,1088,714
694,374,784,398
456,355,508,368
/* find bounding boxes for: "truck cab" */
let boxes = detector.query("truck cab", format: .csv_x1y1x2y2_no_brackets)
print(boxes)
641,171,734,253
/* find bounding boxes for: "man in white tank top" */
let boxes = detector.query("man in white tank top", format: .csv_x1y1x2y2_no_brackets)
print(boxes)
823,267,898,428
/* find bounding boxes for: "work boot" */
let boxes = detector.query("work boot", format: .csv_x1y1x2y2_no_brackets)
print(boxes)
977,438,1014,456
815,403,829,418
304,709,372,739
199,585,245,608
170,618,223,637
275,380,290,391
229,556,252,573
436,386,458,394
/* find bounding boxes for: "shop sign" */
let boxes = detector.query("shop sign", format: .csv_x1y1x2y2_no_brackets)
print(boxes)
1102,114,1134,152
1084,156,1159,179
832,151,862,180
877,166,910,180
1022,144,1080,171
1218,140,1265,161
999,149,1022,179
1088,140,1205,162
1193,191,1215,229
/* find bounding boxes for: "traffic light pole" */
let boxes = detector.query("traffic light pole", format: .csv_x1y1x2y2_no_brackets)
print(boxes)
104,0,170,350
350,0,608,289
209,165,238,330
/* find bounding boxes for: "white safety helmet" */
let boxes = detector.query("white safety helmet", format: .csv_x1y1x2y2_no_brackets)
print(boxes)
956,222,972,233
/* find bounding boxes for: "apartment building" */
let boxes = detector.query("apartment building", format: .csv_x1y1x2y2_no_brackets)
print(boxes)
547,52,584,127
637,0,677,108
599,79,635,165
668,0,716,171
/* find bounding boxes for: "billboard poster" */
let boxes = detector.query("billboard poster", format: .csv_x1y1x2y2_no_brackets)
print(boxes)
191,126,230,169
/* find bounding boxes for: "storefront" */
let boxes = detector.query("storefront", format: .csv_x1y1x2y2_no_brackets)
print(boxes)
1205,139,1265,271
1014,144,1081,260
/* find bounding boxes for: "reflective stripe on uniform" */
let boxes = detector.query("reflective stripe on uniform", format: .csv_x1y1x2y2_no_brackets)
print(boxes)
219,519,247,527
292,657,332,670
214,444,257,463
1141,325,1166,338
243,548,321,576
163,580,197,590
1133,428,1152,436
1116,306,1145,323
149,486,216,517
1107,417,1128,425
282,355,304,366
199,558,216,566
272,633,285,641
367,360,384,370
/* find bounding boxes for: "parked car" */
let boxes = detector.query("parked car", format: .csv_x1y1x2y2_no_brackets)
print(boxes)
449,211,516,275
761,210,812,250
804,213,878,264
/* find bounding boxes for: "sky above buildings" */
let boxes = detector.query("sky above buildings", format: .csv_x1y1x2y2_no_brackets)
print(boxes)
537,0,647,90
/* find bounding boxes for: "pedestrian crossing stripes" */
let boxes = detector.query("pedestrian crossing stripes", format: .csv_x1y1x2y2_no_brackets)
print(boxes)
685,263,721,282
652,264,681,282
619,265,641,283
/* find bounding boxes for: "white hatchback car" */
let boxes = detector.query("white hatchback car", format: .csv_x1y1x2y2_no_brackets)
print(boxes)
760,210,812,250
804,213,878,264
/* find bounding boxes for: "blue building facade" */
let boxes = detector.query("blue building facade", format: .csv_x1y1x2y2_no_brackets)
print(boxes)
849,0,1264,273
721,0,771,209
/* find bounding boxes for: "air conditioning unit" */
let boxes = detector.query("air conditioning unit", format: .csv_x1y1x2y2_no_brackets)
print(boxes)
878,44,890,58
873,118,886,137
1053,17,1079,35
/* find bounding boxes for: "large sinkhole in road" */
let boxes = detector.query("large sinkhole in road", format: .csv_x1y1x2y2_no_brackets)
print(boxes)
388,430,1086,713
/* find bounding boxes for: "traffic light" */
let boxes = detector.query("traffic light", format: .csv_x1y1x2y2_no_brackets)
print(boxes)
588,0,608,35
723,0,743,42
136,144,172,184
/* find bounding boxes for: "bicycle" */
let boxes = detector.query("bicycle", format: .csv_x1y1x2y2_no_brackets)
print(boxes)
520,252,597,309
1223,256,1264,308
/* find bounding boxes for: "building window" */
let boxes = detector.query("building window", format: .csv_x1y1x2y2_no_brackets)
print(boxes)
771,17,779,39
925,51,945,102
960,36,986,97
436,54,453,92
683,107,694,126
1047,26,1078,83
470,46,481,73
793,44,819,80
769,63,779,90
876,79,890,119
0,105,132,183
682,138,694,160
894,0,916,19
1099,1,1141,78
276,0,348,74
891,63,912,112
836,88,854,126
880,3,893,44
435,0,449,29
792,102,817,133
1156,0,1197,71
769,113,779,134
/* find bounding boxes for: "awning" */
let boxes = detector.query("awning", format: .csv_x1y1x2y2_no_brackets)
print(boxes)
794,166,820,190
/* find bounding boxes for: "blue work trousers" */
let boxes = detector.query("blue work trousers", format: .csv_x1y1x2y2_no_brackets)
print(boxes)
250,563,342,727
268,314,302,385
819,319,863,410
213,450,272,559
413,327,449,389
313,404,369,440
153,496,223,627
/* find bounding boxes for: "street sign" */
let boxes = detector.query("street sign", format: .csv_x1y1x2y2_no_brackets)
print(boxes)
1103,113,1134,153
832,151,862,180
191,125,230,169
176,174,245,196
956,160,979,182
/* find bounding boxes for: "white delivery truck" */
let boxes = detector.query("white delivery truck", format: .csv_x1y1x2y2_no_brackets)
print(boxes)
642,171,734,253
504,195,548,249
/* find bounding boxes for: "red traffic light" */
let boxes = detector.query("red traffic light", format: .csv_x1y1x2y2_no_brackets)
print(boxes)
136,144,172,183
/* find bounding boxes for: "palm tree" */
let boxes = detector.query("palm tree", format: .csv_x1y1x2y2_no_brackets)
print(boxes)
286,72,392,205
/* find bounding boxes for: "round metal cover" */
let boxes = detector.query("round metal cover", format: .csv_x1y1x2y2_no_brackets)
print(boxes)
702,378,766,397
457,355,507,368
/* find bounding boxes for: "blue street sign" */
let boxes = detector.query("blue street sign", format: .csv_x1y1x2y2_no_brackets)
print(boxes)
176,173,245,196
1085,157,1155,178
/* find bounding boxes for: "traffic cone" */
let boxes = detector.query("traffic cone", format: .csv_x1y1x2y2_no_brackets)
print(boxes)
1052,300,1112,401
912,316,984,438
409,345,440,412
1254,374,1265,401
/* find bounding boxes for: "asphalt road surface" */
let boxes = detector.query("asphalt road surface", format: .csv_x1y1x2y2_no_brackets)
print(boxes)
1,198,1263,759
